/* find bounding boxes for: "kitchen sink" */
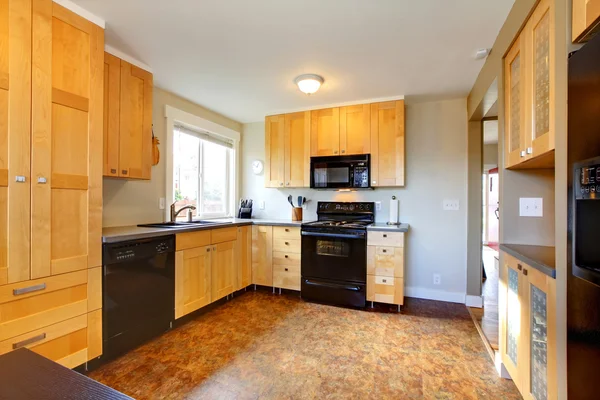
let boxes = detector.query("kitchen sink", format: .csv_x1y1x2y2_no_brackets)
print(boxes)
137,220,230,229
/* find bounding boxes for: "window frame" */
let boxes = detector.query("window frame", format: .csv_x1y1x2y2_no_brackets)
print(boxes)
165,105,240,222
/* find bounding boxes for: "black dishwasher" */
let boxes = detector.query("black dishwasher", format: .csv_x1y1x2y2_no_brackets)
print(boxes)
102,236,175,360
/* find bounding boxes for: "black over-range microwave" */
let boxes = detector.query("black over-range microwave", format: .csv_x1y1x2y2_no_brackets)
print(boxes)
310,154,370,189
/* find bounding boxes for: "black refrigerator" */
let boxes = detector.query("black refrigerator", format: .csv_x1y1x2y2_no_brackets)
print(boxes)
568,31,600,399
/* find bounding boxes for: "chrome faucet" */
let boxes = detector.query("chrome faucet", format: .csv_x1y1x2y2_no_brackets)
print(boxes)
170,203,196,222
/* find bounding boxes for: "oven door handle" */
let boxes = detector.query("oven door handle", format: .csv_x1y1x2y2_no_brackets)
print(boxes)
301,231,364,239
303,279,362,292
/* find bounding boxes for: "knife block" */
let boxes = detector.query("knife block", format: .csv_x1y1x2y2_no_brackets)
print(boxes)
292,207,303,221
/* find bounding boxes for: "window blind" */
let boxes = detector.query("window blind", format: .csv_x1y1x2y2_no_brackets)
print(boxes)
174,123,234,149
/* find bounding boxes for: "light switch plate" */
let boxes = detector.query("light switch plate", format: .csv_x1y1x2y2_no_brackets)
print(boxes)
519,197,543,217
443,199,460,211
259,201,265,210
159,198,165,210
375,202,382,211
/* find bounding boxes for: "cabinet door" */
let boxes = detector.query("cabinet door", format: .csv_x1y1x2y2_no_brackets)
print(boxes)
587,0,600,29
265,115,285,188
119,60,152,179
103,52,120,177
504,37,526,168
522,266,557,400
527,0,554,162
0,0,31,285
175,246,211,319
284,111,310,188
500,254,525,392
211,241,235,301
236,226,252,290
310,108,340,156
370,100,405,187
340,104,370,155
252,225,272,286
31,2,103,280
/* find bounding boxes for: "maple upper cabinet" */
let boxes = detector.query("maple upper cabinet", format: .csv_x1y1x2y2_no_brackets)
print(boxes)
310,107,340,156
340,104,370,155
0,0,32,285
284,111,310,187
265,115,285,188
573,0,600,43
370,100,405,187
103,52,153,179
504,0,555,169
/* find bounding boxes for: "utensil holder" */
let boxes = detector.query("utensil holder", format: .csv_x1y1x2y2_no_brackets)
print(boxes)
292,207,303,221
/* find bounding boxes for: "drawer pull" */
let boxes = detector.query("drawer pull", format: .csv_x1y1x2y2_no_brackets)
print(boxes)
207,248,210,252
285,255,289,258
285,228,290,232
382,249,387,253
110,168,117,174
382,279,387,283
523,268,528,276
383,234,387,238
122,169,128,175
13,333,46,349
285,268,289,272
13,283,46,296
285,241,289,245
517,264,522,271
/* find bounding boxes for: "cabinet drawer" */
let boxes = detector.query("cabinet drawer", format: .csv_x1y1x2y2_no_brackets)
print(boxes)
176,230,211,251
273,251,301,266
367,246,404,277
273,238,301,254
273,264,301,291
367,275,403,305
367,231,404,247
273,226,301,240
0,270,89,342
211,227,238,244
0,314,88,369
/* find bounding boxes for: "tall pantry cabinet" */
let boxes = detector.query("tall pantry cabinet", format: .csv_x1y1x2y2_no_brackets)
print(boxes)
0,0,103,368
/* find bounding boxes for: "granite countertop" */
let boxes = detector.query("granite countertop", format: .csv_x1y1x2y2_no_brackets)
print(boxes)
367,223,410,233
500,243,556,279
102,218,305,243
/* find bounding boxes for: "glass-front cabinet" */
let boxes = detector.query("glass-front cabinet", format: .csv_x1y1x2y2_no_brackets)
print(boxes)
500,252,557,400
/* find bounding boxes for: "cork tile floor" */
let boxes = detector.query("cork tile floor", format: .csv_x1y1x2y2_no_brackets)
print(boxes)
88,291,521,399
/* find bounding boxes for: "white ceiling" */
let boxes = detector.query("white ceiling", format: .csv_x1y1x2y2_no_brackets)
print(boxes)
73,0,515,123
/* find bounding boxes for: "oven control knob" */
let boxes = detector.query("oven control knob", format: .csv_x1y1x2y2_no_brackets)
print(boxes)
592,186,597,193
350,205,354,211
359,204,364,210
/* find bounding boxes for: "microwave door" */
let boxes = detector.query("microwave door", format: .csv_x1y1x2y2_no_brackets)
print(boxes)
313,164,351,188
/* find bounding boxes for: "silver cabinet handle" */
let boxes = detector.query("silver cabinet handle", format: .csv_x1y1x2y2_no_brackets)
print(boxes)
13,283,46,296
520,150,526,157
527,147,533,154
37,177,47,184
334,150,338,154
213,247,216,251
341,150,345,154
372,180,377,185
15,176,26,183
279,182,283,187
13,333,46,349
286,182,290,186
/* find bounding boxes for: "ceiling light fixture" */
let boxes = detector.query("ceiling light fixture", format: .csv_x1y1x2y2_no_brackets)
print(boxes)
294,74,324,95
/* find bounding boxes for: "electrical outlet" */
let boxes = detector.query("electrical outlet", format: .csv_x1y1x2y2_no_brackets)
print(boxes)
433,274,441,285
519,198,543,217
159,198,165,210
443,199,460,211
375,201,382,211
259,201,265,210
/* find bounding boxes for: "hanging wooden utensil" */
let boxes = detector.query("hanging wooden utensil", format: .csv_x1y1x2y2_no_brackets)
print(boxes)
152,127,160,166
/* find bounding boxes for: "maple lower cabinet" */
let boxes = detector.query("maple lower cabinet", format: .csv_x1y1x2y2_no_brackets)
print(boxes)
103,52,153,179
366,231,405,306
211,241,236,301
310,108,340,156
499,252,557,399
265,115,285,188
272,227,301,291
573,0,600,43
339,104,370,155
252,225,273,286
236,226,252,290
504,0,555,169
370,100,405,187
175,245,212,319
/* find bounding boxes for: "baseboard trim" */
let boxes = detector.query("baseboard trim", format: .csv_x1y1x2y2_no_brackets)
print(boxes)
405,287,466,304
466,295,484,308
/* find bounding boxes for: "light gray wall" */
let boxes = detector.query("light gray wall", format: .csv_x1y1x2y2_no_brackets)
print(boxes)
242,98,470,302
483,143,499,169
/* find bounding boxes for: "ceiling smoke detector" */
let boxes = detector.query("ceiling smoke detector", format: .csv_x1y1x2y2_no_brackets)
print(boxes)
294,74,324,95
474,48,491,60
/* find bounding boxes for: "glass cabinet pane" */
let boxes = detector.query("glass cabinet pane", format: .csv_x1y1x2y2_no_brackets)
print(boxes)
510,54,521,152
507,268,520,365
534,11,550,139
531,284,548,400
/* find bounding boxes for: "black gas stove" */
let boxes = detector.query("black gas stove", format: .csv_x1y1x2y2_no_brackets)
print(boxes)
300,202,374,308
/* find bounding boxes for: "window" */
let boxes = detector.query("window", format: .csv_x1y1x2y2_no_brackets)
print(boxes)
172,124,234,219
